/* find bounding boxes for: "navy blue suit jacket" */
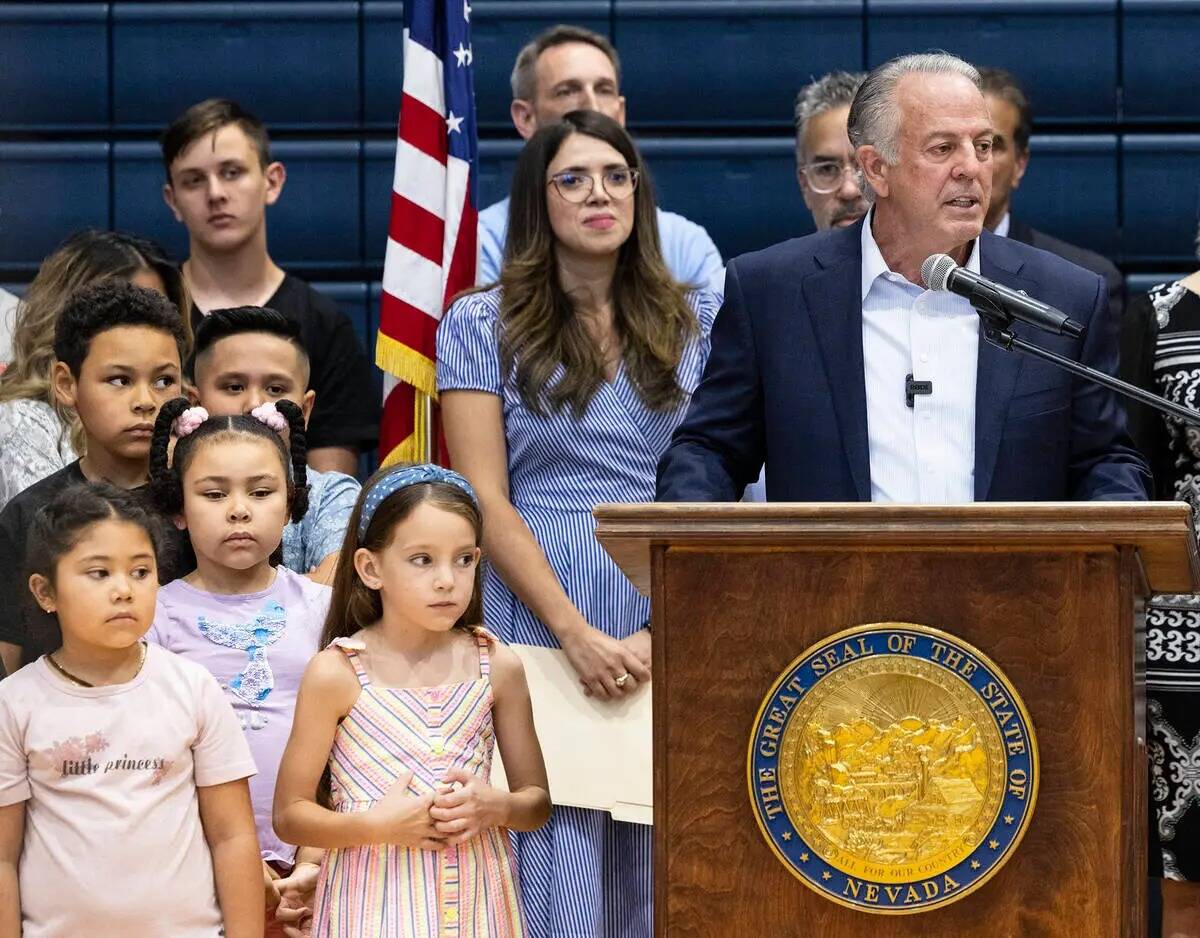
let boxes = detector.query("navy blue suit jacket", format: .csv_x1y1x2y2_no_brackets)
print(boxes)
657,221,1150,503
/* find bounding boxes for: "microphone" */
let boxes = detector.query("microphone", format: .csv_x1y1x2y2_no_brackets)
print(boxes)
921,254,1085,339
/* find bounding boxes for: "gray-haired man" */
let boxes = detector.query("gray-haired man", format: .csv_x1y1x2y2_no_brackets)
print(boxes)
659,52,1148,505
795,71,869,231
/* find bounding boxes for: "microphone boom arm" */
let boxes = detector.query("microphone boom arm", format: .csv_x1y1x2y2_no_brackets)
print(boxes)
972,298,1200,428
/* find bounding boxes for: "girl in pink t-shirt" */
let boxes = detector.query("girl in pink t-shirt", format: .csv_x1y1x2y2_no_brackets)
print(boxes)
0,482,262,938
147,397,328,937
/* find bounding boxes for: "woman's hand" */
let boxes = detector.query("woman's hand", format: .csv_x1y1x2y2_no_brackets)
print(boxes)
559,622,651,699
365,771,444,850
429,768,506,844
620,628,651,673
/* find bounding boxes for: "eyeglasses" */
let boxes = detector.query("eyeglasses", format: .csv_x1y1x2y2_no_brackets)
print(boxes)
548,167,640,203
800,159,863,194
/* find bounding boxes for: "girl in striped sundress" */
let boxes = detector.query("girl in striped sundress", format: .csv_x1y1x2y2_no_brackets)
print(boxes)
274,465,551,937
437,111,719,937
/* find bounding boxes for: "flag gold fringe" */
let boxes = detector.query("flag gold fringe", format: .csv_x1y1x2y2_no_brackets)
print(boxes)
380,387,433,467
376,332,438,398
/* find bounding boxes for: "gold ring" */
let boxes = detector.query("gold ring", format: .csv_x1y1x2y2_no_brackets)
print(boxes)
615,672,632,688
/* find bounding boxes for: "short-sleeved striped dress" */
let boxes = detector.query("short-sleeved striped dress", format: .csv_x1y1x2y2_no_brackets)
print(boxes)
312,630,525,937
436,286,719,938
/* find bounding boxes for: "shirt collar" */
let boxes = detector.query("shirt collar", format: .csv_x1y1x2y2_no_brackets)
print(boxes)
994,211,1011,238
859,206,982,301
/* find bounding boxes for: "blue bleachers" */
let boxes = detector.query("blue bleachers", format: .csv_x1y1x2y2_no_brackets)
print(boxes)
1010,135,1118,259
111,2,360,131
113,140,363,269
7,0,1200,282
1122,1,1200,124
1122,135,1200,266
0,5,109,132
615,1,863,129
0,144,110,274
867,1,1118,123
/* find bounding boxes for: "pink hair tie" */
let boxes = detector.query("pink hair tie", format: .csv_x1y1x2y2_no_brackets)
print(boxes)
172,406,209,437
250,403,289,433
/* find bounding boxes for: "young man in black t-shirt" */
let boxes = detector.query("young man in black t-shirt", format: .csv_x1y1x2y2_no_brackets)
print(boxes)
0,282,192,675
160,98,378,475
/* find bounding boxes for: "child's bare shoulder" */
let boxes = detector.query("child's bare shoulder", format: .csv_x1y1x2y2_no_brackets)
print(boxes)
302,644,363,703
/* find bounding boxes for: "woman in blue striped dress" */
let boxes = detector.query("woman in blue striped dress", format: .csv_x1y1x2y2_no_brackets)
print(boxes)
436,110,718,937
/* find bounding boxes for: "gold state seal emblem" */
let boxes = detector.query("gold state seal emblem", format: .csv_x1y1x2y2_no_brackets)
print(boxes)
748,623,1038,914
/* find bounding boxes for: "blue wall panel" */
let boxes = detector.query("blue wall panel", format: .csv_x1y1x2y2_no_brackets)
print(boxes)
0,5,110,132
640,139,810,260
616,1,864,128
1122,1,1200,123
112,2,360,131
867,1,1118,122
113,140,362,269
1123,135,1200,265
0,144,110,273
1011,135,1118,258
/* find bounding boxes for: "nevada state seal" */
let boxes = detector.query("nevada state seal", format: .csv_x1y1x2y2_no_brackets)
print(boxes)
747,623,1038,914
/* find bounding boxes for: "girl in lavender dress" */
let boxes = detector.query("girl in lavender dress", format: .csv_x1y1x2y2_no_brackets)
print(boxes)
146,396,326,936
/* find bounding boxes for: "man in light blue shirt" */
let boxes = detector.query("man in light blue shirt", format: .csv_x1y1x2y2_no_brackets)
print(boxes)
478,25,724,293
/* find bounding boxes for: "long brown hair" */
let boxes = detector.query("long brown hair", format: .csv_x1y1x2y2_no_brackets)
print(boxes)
0,229,193,454
320,473,485,650
498,110,697,417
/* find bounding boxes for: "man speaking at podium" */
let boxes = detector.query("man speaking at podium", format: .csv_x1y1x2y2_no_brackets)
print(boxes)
656,52,1150,505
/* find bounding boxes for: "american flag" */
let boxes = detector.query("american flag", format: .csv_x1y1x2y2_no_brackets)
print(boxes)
376,0,477,466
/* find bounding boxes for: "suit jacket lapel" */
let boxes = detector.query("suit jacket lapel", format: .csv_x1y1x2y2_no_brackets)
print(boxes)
803,225,871,501
974,231,1031,500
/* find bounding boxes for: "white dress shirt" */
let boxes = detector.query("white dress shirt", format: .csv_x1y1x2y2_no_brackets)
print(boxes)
993,212,1011,238
860,210,980,503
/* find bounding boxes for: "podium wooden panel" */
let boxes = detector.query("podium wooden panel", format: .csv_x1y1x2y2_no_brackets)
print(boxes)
595,503,1199,938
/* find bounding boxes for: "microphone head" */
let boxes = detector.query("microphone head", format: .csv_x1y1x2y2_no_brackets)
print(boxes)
921,253,958,291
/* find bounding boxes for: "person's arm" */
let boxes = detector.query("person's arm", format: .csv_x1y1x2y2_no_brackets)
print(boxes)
0,405,71,515
657,260,767,502
197,779,264,938
274,650,444,850
306,447,357,476
430,643,549,841
0,802,22,938
440,390,650,700
303,471,360,582
1068,272,1153,501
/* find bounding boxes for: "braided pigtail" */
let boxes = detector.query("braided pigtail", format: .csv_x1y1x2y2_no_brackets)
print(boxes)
274,399,310,523
149,396,191,515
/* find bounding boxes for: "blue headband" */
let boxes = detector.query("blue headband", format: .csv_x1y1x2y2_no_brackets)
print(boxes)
357,464,479,539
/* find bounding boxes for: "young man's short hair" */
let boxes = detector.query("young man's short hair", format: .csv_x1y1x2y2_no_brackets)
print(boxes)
191,305,311,382
160,98,271,179
53,281,188,376
510,24,621,102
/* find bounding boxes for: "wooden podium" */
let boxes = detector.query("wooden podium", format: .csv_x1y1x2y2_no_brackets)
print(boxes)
594,503,1199,937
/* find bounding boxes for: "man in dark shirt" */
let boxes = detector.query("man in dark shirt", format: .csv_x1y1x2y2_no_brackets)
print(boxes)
160,98,378,475
978,67,1125,325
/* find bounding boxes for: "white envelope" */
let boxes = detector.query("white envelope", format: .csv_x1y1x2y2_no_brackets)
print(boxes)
490,643,652,825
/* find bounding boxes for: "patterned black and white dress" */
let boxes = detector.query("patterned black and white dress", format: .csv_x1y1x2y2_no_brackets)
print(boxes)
1124,279,1200,879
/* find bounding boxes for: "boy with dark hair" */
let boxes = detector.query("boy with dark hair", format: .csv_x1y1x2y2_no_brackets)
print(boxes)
190,305,359,583
0,281,190,674
160,98,378,476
